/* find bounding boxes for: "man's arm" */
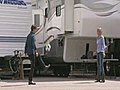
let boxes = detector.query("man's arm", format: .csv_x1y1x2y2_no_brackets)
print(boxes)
25,39,27,54
31,36,36,54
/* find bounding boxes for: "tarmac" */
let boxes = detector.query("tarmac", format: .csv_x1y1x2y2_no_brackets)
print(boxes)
0,77,120,90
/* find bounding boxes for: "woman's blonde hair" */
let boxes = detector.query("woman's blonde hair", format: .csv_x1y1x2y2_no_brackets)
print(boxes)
97,27,103,34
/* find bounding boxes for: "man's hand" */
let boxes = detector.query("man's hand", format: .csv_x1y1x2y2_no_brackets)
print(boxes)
35,50,39,57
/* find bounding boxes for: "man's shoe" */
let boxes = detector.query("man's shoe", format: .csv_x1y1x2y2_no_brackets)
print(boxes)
28,82,36,85
95,80,100,83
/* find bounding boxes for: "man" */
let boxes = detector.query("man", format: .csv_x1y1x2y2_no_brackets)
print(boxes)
25,25,50,85
95,28,106,83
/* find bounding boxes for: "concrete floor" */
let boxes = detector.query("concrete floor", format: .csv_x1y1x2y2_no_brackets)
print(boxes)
0,77,120,90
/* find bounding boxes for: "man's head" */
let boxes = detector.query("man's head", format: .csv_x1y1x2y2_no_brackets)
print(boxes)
97,27,103,36
31,25,38,33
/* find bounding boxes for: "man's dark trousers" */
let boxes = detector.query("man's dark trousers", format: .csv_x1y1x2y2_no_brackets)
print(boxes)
28,54,35,82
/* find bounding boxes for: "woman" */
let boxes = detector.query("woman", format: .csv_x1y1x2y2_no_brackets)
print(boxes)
95,28,106,83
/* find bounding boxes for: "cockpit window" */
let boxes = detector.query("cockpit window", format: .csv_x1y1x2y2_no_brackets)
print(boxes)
61,0,64,5
74,0,80,4
48,0,63,19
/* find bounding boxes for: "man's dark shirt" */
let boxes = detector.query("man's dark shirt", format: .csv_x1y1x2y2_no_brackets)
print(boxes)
25,32,36,55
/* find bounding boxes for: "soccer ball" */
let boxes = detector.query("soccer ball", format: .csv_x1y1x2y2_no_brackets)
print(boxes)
45,44,51,52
